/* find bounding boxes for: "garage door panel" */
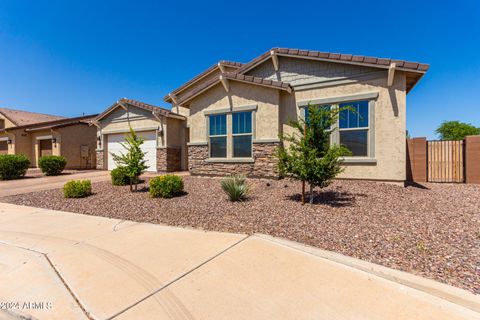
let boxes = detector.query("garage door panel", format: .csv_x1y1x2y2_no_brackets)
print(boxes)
107,131,157,172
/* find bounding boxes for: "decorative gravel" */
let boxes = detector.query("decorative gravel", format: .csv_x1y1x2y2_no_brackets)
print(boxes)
2,176,479,294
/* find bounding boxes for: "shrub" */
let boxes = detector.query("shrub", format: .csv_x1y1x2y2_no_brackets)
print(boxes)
0,154,30,180
63,180,92,198
38,155,67,176
111,167,130,186
221,175,250,201
150,175,184,198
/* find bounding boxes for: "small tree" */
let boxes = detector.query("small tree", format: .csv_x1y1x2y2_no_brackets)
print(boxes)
436,121,480,140
110,127,148,192
276,104,350,204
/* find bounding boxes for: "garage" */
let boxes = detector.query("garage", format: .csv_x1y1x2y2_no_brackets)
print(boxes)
107,131,157,172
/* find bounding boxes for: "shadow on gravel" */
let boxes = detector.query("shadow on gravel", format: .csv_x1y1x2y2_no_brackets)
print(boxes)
287,191,360,207
405,181,430,190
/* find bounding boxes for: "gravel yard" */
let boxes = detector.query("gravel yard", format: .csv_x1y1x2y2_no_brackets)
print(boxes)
1,176,479,294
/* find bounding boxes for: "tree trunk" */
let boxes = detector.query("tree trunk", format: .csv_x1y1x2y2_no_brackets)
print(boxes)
309,184,314,204
301,181,305,205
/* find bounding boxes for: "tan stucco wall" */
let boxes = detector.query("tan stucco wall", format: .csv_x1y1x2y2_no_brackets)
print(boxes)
282,72,407,181
1,129,33,163
188,81,280,144
0,114,16,129
57,124,97,169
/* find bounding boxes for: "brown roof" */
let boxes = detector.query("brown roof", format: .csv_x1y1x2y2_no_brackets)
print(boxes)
5,114,98,131
176,72,292,105
95,98,185,122
164,60,243,102
0,107,65,126
236,47,430,74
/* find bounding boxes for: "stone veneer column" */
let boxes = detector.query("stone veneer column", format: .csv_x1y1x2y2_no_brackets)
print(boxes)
96,150,104,170
156,148,167,172
465,135,480,184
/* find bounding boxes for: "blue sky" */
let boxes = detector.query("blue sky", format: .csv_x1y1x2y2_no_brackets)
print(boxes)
0,1,478,139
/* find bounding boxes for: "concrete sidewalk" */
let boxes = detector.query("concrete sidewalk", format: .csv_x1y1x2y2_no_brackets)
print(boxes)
0,170,111,197
0,203,478,320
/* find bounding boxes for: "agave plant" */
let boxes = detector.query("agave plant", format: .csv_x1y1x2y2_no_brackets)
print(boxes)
220,174,250,201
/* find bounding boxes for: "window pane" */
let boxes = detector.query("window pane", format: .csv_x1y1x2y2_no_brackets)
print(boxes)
305,105,331,128
233,112,252,134
339,100,368,129
210,136,226,158
233,135,252,158
209,114,226,135
340,130,368,156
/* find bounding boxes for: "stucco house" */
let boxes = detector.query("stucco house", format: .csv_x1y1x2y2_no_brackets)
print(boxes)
92,98,187,173
0,108,98,169
164,48,429,183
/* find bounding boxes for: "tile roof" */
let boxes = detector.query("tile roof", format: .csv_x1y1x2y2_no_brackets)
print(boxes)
176,72,291,105
164,60,243,102
0,108,65,126
95,98,185,122
4,114,98,131
235,47,430,74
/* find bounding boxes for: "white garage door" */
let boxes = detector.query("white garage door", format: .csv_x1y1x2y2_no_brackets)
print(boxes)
107,131,157,172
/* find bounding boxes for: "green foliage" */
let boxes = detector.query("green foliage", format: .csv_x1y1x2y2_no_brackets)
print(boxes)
149,175,184,198
63,180,92,198
276,104,351,203
435,121,480,140
220,174,250,201
38,155,67,176
0,154,30,180
110,127,149,191
111,167,130,186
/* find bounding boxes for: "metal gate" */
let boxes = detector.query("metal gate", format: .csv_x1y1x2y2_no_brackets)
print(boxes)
427,140,464,183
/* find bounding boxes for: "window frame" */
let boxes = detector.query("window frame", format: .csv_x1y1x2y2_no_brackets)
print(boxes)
302,97,375,159
232,111,253,158
207,114,227,158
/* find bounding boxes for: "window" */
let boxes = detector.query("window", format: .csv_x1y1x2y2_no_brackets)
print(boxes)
338,100,369,156
209,114,226,158
304,104,331,129
0,119,4,129
232,112,252,157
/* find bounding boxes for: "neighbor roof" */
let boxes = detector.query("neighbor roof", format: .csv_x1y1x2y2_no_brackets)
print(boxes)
3,114,98,131
0,108,65,126
164,60,243,103
94,98,185,122
176,72,292,106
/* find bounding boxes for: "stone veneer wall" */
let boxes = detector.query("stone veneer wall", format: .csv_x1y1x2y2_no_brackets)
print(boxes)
96,150,104,170
188,142,280,178
157,147,182,172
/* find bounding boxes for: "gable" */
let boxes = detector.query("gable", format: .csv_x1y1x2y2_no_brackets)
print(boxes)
245,56,383,88
101,104,155,124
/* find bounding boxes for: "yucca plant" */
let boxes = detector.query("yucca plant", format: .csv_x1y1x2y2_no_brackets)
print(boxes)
221,174,250,201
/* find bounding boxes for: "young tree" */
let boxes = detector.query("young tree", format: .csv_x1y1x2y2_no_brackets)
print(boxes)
435,121,480,140
111,127,149,192
276,104,350,204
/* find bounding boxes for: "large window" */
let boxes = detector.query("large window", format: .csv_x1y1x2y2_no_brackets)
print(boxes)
338,101,369,157
209,114,227,158
232,112,252,157
304,100,370,157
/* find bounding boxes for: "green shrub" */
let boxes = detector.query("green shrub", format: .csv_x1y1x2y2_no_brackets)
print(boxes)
0,154,30,180
38,155,67,176
111,167,130,186
63,180,92,198
149,175,184,198
221,175,250,201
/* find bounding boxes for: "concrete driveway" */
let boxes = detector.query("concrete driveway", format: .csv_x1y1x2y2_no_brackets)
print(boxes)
0,203,478,320
0,170,111,197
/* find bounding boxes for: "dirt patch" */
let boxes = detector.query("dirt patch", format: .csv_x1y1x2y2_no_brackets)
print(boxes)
2,176,479,294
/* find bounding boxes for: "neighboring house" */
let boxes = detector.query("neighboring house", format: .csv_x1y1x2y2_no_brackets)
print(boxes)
91,98,187,173
164,48,429,183
0,108,98,169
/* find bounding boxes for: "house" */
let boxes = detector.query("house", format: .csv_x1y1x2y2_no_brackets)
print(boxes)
0,108,98,169
91,98,187,172
164,48,429,183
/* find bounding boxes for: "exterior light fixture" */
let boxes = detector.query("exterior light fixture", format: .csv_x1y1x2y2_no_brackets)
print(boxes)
51,138,57,144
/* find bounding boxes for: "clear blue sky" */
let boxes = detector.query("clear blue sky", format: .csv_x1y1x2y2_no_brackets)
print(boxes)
0,1,478,139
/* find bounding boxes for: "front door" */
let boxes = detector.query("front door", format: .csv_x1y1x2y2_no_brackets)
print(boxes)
39,139,52,157
0,141,7,155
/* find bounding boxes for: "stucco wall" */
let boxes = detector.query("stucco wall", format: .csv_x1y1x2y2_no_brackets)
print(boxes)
281,72,407,182
0,114,16,129
57,124,97,169
188,81,280,144
30,130,60,167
